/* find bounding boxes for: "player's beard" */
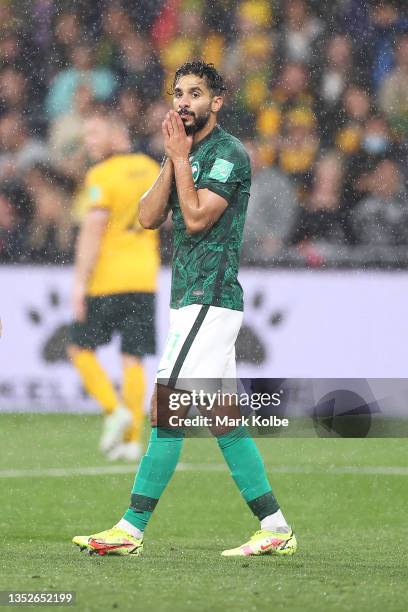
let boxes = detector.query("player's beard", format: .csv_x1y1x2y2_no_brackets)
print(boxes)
183,109,211,135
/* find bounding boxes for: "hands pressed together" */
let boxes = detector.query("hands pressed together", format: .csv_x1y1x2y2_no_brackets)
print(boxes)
162,110,193,162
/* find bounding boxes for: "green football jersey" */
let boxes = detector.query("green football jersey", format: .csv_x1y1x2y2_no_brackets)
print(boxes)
169,125,251,311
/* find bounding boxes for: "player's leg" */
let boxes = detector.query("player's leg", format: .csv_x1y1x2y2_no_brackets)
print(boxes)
73,307,199,555
216,424,296,556
215,325,296,556
73,385,184,556
122,354,145,446
73,384,188,555
179,306,296,556
106,352,146,461
118,302,201,539
109,293,156,461
117,383,186,535
68,295,132,453
67,344,119,415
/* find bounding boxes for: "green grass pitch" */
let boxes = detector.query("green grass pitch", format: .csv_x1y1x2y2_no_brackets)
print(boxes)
0,414,407,612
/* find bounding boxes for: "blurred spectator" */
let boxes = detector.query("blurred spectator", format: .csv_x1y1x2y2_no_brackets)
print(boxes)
364,0,408,89
223,1,274,116
278,107,319,195
97,2,134,67
291,151,346,246
49,11,83,73
256,62,314,163
103,1,134,40
159,1,224,96
140,99,168,161
277,0,324,65
0,27,29,72
0,64,44,134
117,88,144,150
151,0,180,51
350,159,408,245
48,84,95,181
23,163,75,263
315,34,354,145
0,67,27,117
46,44,117,118
243,140,298,262
334,85,371,155
319,33,354,105
343,114,398,211
379,34,408,138
272,62,313,110
116,30,163,97
0,111,48,183
160,3,205,73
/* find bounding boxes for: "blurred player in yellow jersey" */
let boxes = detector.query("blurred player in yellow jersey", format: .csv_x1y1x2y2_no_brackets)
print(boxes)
67,110,160,461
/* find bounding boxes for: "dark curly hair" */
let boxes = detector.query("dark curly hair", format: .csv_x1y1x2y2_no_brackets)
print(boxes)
172,60,227,96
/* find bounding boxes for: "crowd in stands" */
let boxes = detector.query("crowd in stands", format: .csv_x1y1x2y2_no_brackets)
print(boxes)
1,0,408,267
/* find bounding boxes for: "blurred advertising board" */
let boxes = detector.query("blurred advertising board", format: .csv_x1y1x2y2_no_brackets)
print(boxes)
0,266,407,413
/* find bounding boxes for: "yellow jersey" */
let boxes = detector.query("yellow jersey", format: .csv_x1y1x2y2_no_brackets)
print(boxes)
84,153,160,296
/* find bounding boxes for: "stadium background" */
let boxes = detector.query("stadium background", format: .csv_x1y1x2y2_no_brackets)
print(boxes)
1,0,408,412
1,3,408,611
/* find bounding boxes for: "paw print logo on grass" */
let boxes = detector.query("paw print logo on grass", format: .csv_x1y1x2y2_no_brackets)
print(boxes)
236,291,286,365
27,290,70,363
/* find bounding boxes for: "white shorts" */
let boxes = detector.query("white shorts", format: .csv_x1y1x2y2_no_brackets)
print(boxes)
156,304,243,389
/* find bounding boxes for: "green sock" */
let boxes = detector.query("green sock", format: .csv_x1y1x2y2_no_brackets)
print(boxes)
216,426,280,519
123,427,184,531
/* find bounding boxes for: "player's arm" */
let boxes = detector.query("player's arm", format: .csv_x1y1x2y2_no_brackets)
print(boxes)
138,157,173,229
72,209,109,321
174,163,227,234
165,111,227,234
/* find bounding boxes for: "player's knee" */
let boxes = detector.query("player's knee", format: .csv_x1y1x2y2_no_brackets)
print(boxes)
67,344,81,361
67,345,95,364
122,353,142,369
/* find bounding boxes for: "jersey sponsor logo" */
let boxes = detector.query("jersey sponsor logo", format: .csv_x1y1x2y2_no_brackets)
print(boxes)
209,158,234,183
89,185,103,202
191,161,200,184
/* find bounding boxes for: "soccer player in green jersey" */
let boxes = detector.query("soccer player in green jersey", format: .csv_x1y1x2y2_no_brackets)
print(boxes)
73,61,297,558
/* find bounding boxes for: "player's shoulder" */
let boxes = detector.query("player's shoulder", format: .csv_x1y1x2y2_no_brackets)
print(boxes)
85,156,116,184
86,153,159,183
114,153,161,179
129,152,161,173
214,127,250,165
105,152,159,170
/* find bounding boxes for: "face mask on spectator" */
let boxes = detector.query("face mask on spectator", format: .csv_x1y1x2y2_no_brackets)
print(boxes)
362,134,389,154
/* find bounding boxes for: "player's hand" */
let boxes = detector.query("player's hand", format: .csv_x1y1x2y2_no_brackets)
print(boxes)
162,110,193,161
72,282,87,322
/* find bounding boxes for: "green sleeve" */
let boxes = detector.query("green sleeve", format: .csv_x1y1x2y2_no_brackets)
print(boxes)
197,141,251,204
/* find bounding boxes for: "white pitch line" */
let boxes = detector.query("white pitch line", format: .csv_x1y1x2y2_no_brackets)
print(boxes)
0,464,407,479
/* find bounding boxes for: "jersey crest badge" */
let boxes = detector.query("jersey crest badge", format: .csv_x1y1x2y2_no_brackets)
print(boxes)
191,161,200,184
